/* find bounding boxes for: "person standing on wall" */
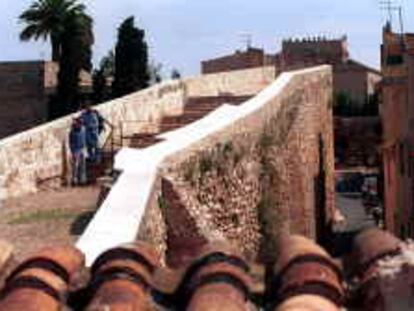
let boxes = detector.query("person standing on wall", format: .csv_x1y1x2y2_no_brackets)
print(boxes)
69,118,87,186
80,103,105,163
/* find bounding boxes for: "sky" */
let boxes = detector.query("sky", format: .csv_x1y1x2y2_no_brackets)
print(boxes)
0,0,413,77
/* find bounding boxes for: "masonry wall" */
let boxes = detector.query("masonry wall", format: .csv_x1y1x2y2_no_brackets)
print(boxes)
0,81,187,200
381,29,414,237
334,69,367,105
0,61,51,139
334,117,382,168
0,67,275,200
185,66,276,97
281,38,348,67
201,48,276,74
155,67,334,263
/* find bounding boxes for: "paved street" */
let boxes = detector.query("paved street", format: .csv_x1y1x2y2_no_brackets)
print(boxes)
330,192,376,257
336,193,376,233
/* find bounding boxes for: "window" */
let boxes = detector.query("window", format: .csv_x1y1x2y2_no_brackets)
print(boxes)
386,54,404,66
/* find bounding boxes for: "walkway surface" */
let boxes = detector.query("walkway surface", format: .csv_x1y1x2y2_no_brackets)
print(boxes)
1,95,252,266
336,193,376,232
331,192,376,257
0,186,100,260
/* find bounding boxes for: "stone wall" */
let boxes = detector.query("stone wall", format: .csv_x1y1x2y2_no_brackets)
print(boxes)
0,61,51,139
334,116,382,168
185,66,276,97
281,37,348,67
75,65,334,265
0,67,274,200
201,48,276,74
0,81,186,200
156,66,334,263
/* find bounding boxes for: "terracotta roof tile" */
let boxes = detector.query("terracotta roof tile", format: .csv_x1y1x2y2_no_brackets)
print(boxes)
0,230,413,310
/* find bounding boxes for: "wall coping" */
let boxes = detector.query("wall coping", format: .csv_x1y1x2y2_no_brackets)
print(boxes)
76,65,331,266
0,79,182,148
0,65,276,148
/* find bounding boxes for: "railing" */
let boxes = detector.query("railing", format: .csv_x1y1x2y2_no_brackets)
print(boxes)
77,65,333,266
101,118,117,171
119,120,159,147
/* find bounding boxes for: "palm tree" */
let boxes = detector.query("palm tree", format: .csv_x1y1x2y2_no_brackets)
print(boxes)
19,0,86,61
20,0,94,118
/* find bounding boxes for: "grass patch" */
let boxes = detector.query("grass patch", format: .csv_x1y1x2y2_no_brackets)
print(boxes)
158,195,168,210
199,152,213,175
8,209,86,225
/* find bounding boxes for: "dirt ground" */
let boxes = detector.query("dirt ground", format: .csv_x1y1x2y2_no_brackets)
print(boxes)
0,186,101,262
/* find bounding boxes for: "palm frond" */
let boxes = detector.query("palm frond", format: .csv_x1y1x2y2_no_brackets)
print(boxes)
19,24,38,41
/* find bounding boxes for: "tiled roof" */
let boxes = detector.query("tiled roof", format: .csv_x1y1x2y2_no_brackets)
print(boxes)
0,228,412,310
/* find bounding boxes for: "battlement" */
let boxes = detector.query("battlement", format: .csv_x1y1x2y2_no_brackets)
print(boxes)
282,35,347,44
281,35,349,64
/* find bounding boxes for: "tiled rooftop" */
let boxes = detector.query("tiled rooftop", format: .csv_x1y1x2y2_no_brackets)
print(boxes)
0,228,412,310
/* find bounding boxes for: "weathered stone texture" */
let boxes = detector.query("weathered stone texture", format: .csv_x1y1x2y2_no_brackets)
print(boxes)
136,175,167,264
334,116,381,168
159,67,334,262
0,61,51,139
0,81,186,200
185,66,275,97
201,48,276,74
0,67,274,200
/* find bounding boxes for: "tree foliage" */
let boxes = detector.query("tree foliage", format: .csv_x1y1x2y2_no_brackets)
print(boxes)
92,69,108,104
41,3,94,118
149,61,163,85
19,0,86,61
171,68,181,80
92,50,115,104
113,16,150,97
99,50,115,77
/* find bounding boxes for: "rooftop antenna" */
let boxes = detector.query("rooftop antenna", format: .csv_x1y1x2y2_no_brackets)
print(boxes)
398,6,404,35
380,2,405,49
379,0,394,25
379,0,404,33
239,32,252,50
380,1,405,35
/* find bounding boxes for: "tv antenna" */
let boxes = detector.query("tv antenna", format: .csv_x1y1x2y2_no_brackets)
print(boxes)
239,32,252,50
379,0,404,35
379,0,394,24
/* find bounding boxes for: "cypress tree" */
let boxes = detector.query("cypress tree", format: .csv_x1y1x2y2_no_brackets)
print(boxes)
113,16,150,98
92,69,108,104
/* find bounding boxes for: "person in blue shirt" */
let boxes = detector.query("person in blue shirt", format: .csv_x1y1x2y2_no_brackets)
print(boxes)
69,118,87,185
80,104,105,163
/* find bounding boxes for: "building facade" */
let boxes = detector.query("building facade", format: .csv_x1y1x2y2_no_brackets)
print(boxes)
381,24,414,237
0,61,92,139
279,37,381,108
280,36,349,69
201,47,276,74
0,61,58,139
201,37,381,110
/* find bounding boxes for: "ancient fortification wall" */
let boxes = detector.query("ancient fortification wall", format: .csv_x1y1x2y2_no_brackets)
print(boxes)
0,66,275,200
0,61,51,139
0,81,186,200
185,66,275,97
76,66,334,265
160,66,334,263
